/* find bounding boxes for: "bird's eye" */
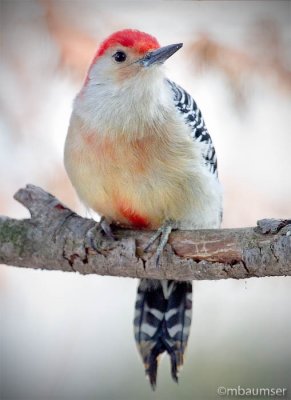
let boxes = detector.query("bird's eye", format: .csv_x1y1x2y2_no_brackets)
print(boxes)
113,51,127,63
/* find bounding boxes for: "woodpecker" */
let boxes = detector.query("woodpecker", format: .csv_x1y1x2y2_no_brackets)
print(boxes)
64,29,222,389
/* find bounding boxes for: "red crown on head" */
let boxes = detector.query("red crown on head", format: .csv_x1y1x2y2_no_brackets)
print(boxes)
96,29,160,57
83,30,160,87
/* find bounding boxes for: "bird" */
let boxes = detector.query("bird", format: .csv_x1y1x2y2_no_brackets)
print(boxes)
64,29,222,389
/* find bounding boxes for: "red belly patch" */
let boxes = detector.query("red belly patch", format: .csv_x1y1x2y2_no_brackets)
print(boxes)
118,201,149,228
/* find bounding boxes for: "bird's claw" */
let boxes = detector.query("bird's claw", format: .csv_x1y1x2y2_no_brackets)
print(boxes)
85,217,115,251
144,220,174,267
99,216,115,240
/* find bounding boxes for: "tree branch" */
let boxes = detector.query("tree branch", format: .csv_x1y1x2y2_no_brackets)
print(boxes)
0,185,291,281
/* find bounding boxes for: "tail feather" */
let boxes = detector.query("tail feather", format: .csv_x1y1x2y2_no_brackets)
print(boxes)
134,279,192,389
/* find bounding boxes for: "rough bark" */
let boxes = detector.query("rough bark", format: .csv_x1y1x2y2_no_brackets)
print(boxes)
0,184,291,281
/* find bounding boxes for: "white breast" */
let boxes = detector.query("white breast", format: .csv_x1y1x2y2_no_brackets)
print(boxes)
64,75,222,229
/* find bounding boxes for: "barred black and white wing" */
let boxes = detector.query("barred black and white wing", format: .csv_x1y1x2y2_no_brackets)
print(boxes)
167,79,218,177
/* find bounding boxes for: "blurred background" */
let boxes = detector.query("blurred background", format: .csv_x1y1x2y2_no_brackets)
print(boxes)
1,1,291,399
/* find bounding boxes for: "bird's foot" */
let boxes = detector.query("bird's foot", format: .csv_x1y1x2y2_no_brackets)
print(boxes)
85,217,115,251
99,216,115,240
144,219,175,267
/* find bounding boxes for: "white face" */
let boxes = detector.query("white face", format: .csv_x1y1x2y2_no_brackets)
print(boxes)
75,43,174,138
87,45,162,86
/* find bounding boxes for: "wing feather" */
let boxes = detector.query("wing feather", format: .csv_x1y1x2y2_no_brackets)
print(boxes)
167,79,218,177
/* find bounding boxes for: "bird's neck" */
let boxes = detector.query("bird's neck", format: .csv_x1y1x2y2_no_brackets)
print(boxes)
74,73,174,141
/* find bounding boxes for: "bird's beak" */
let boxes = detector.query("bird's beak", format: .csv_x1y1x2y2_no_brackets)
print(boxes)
139,43,183,67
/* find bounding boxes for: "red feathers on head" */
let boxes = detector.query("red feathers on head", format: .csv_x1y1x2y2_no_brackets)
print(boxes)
96,29,160,57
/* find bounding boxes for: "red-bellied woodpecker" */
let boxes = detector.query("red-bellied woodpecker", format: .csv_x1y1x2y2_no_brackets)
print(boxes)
64,29,222,389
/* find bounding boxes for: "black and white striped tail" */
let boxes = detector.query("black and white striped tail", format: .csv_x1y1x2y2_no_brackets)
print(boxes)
134,279,192,389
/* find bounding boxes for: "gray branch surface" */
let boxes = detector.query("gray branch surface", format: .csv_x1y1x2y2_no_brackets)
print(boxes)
1,185,291,281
